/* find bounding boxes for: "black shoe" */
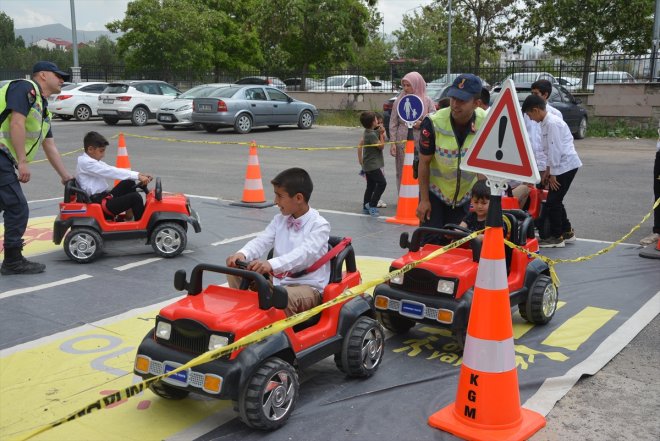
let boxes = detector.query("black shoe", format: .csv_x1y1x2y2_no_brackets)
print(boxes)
538,236,565,248
1,258,46,275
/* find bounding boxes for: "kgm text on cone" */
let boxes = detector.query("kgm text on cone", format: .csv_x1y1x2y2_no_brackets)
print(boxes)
387,131,419,226
114,132,132,186
230,141,274,208
428,191,545,441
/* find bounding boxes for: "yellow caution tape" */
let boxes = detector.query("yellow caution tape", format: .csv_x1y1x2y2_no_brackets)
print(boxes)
504,197,660,287
30,147,84,164
13,232,478,441
122,133,394,150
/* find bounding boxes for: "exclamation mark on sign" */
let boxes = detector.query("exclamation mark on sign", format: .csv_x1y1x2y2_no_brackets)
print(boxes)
496,116,507,160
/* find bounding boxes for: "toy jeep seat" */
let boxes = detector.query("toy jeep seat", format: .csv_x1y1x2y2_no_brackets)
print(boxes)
63,178,91,203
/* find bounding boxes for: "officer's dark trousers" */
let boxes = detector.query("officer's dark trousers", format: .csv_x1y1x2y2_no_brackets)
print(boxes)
0,152,29,249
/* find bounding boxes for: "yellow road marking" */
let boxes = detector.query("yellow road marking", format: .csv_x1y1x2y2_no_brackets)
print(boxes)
541,306,618,351
0,216,58,258
513,300,566,339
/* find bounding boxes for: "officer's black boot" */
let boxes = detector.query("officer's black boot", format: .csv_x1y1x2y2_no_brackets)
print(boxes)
1,247,46,275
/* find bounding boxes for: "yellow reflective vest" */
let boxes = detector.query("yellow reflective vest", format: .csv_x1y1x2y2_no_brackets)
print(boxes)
0,79,51,163
427,107,486,206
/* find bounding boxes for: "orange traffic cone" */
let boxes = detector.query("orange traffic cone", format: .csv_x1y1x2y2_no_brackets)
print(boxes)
230,141,274,208
386,135,419,226
428,191,546,440
114,133,131,186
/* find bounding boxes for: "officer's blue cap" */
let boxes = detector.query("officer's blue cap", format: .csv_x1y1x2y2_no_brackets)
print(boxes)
447,74,482,101
32,61,70,81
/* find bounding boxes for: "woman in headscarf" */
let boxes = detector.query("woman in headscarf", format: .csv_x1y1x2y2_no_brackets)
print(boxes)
388,71,436,192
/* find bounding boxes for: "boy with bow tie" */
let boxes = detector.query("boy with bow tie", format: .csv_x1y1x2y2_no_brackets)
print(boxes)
226,168,330,316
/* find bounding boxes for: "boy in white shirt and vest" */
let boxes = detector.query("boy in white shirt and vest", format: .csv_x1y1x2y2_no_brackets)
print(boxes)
523,95,582,248
76,131,152,220
226,168,329,316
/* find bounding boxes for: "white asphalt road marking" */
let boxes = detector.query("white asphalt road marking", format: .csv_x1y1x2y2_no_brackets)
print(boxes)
211,232,261,246
27,197,61,204
114,257,163,271
0,274,93,300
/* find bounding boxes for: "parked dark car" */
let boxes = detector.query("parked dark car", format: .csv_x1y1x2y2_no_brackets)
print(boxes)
235,76,286,91
491,82,588,139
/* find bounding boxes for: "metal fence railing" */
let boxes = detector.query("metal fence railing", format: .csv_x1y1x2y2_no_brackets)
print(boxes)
1,52,657,92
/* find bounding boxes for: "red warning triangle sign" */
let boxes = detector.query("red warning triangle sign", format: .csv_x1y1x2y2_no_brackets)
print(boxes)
461,79,540,183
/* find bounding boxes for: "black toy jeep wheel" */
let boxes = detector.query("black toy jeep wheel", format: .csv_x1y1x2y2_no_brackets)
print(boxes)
149,380,189,400
376,311,415,334
519,275,558,324
150,222,187,257
64,227,103,263
239,357,299,430
340,317,384,377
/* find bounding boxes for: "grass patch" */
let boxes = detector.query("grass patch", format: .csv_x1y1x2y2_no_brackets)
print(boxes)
316,109,362,127
586,118,657,139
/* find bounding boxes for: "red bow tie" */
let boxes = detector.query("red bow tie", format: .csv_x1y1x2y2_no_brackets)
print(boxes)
287,216,302,231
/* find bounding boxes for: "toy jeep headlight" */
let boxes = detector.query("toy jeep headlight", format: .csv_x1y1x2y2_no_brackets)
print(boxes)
437,279,455,295
208,334,229,351
391,272,404,285
156,321,172,340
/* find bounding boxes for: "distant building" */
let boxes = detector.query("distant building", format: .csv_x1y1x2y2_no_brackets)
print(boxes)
33,38,87,51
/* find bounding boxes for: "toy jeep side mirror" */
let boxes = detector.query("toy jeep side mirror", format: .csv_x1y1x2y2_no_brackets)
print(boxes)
174,269,187,291
272,285,288,310
399,232,410,249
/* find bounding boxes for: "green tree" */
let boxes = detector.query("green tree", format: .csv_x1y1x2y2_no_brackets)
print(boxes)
252,0,373,75
515,0,654,85
0,12,15,48
106,0,262,80
78,36,119,67
455,0,518,74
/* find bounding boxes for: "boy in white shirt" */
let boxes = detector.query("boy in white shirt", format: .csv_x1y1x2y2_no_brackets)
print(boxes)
76,131,152,220
226,168,330,316
523,95,582,248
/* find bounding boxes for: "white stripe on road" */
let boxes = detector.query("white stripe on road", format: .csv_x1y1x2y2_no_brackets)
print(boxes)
211,232,261,246
0,274,93,300
113,257,163,271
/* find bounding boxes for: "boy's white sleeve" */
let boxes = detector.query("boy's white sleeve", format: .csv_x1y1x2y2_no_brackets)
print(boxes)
237,219,277,261
268,220,330,273
80,157,139,181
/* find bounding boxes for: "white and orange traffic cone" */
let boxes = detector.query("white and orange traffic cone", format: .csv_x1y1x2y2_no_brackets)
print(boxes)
428,182,546,440
114,133,131,186
231,141,274,208
386,133,419,226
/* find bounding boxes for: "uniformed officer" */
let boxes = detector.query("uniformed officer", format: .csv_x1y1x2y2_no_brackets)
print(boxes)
0,61,74,275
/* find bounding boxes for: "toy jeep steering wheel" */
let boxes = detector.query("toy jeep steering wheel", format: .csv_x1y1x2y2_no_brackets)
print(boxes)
235,260,271,290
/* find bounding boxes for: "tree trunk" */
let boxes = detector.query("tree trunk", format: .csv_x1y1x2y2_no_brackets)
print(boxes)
582,44,593,90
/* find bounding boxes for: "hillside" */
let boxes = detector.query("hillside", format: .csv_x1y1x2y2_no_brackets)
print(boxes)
15,23,119,45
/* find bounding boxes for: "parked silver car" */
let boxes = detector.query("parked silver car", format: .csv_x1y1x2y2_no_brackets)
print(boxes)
48,82,108,121
192,85,318,134
157,83,231,129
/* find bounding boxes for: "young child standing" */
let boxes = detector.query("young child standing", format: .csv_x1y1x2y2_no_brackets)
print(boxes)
226,168,329,317
76,131,152,220
522,95,582,248
460,180,490,232
357,111,386,217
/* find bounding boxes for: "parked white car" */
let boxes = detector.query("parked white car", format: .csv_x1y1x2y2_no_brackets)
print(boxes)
97,80,181,126
317,75,372,91
157,83,231,129
48,82,108,121
503,72,558,85
585,71,635,91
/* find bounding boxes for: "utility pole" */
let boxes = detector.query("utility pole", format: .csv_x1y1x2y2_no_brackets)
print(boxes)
447,0,452,77
652,0,660,81
70,0,80,83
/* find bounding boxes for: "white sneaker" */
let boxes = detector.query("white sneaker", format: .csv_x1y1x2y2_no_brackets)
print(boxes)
377,200,387,208
639,233,660,246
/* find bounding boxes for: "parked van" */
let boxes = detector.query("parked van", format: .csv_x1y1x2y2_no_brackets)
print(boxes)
586,71,635,91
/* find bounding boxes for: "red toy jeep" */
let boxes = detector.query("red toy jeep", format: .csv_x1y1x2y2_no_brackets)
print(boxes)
133,237,384,430
53,178,201,263
373,210,558,348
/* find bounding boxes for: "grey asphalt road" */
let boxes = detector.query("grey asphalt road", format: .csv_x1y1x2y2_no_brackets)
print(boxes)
18,118,660,440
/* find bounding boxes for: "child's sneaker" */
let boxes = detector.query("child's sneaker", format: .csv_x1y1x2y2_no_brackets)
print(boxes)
538,236,565,248
368,205,380,217
563,229,576,243
377,200,387,208
363,203,370,215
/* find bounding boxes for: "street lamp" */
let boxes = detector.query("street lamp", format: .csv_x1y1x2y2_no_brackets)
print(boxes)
69,0,81,82
447,0,452,77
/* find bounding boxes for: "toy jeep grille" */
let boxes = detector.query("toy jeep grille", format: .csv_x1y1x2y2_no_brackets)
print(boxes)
156,319,210,355
396,267,443,296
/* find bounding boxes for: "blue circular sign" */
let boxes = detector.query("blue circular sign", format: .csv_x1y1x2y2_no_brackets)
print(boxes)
397,94,424,124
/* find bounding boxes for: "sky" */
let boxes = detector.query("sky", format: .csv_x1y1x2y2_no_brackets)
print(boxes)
2,0,436,35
